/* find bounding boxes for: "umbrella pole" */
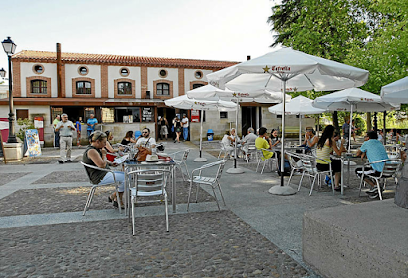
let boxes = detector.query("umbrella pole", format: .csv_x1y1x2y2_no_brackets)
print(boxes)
194,109,207,162
226,101,244,174
269,79,296,195
349,106,353,153
299,115,302,145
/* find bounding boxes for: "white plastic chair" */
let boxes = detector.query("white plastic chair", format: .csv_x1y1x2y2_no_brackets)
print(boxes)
187,160,227,211
256,148,277,174
358,159,402,200
81,161,122,215
299,155,335,196
127,168,171,234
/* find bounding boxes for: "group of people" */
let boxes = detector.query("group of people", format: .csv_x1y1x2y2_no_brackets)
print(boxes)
157,114,189,143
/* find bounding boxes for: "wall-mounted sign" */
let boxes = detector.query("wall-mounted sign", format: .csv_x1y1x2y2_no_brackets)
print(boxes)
142,107,153,122
191,109,200,123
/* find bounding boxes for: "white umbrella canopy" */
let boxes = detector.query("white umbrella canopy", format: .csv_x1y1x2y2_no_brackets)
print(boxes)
381,76,408,104
186,85,285,174
312,88,399,152
206,47,369,193
164,94,237,162
268,95,326,144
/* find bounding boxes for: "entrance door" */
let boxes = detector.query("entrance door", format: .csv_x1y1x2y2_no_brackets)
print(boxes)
241,107,261,136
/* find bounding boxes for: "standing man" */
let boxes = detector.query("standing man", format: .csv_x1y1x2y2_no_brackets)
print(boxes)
181,114,189,141
87,114,98,138
53,114,61,148
75,117,83,147
55,113,76,163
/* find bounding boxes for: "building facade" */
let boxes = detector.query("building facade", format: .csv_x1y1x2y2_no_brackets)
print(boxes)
0,45,313,145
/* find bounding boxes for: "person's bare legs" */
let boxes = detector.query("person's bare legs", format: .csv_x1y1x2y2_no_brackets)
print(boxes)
334,172,341,189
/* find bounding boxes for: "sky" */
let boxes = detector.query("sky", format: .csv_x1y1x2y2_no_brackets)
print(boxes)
0,0,281,75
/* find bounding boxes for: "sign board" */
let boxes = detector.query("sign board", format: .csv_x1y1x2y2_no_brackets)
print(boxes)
142,107,153,122
191,109,200,123
25,129,42,157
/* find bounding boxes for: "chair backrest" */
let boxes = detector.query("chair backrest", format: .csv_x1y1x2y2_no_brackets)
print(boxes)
129,169,169,193
381,159,401,177
301,155,316,174
215,160,226,181
220,141,226,150
81,161,93,181
287,152,303,169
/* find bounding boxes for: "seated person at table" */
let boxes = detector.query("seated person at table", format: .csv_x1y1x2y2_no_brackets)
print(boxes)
121,131,136,145
83,131,125,209
136,128,156,149
316,125,342,191
355,130,389,198
270,129,281,147
222,129,240,157
241,127,258,155
303,127,318,152
104,130,121,162
255,127,274,160
333,131,347,153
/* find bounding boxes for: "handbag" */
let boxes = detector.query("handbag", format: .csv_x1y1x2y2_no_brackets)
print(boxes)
136,146,152,161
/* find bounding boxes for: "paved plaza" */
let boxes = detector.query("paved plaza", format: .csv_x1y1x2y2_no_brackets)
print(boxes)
0,141,396,278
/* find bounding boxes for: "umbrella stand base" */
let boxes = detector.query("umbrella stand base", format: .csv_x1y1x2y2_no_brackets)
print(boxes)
268,185,297,195
194,157,208,162
226,167,245,174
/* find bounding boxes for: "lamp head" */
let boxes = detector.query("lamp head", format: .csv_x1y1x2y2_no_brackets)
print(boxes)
0,67,6,78
2,36,17,56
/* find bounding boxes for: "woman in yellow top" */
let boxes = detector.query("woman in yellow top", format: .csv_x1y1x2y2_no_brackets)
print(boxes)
255,127,274,160
316,125,343,191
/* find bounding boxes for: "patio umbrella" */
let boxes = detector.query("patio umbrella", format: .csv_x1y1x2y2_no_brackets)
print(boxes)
381,76,408,104
164,94,237,162
312,87,399,152
187,85,287,174
268,95,326,144
206,47,369,195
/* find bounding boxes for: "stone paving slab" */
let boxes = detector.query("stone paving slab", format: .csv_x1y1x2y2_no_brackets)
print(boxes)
0,210,308,278
0,172,31,186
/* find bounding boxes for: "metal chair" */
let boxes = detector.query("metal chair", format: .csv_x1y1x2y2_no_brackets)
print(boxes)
256,148,277,174
243,144,257,163
81,161,122,215
358,159,402,200
286,152,306,187
217,141,228,159
127,168,171,234
300,155,335,196
169,149,190,181
187,160,227,211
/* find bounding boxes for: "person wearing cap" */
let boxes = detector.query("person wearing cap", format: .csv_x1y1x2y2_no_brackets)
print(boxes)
55,113,76,163
181,114,189,141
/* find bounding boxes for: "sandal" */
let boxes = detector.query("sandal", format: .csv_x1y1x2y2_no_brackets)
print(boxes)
334,186,341,192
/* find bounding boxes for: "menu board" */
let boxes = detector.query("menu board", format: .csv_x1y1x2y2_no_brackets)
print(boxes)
142,107,153,122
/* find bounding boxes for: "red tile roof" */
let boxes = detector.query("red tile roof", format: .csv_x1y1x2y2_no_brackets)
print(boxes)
13,50,238,69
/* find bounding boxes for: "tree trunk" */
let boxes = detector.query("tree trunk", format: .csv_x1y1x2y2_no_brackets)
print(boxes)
332,111,339,130
366,112,372,131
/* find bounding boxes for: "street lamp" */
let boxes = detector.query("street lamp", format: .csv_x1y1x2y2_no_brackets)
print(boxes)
0,67,6,78
2,36,17,143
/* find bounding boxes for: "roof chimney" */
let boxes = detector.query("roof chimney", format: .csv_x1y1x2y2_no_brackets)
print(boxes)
247,55,251,60
57,43,62,98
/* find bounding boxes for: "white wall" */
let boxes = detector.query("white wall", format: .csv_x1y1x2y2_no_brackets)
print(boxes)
147,67,178,98
184,68,212,91
20,62,58,97
107,66,141,98
65,64,101,97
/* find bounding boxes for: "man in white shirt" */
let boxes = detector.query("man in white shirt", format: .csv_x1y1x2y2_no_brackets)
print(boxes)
55,113,76,163
136,128,156,149
241,127,258,155
181,114,189,141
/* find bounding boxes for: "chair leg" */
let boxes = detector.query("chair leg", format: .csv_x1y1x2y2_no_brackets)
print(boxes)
309,175,317,196
376,179,383,200
131,196,136,236
164,191,169,232
288,169,295,185
187,180,193,212
330,172,335,195
211,187,221,211
358,172,364,197
83,186,97,216
261,161,266,174
298,172,305,191
217,182,226,206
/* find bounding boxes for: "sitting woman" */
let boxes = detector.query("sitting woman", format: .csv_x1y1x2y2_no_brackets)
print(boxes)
83,131,125,208
121,131,136,145
270,129,281,147
303,127,318,153
104,130,120,162
315,125,342,191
